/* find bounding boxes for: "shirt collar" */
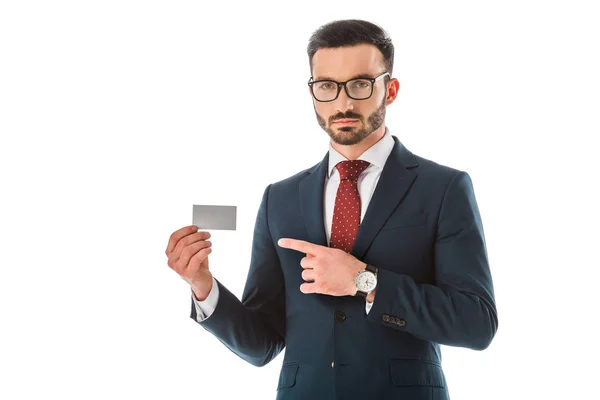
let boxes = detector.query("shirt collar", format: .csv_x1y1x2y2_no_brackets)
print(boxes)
327,126,395,178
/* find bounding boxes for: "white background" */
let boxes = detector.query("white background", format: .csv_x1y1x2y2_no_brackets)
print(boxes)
1,1,599,399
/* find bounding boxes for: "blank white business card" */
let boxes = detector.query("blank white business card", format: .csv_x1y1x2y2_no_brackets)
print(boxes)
192,205,237,230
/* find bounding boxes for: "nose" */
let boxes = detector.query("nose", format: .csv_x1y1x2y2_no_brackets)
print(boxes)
332,84,354,112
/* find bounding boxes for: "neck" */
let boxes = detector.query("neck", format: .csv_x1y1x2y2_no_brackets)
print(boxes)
331,125,386,160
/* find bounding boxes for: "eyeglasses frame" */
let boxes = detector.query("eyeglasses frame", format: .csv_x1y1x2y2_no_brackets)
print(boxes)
307,71,390,102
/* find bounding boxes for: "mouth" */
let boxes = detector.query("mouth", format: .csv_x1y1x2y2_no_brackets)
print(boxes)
333,119,359,125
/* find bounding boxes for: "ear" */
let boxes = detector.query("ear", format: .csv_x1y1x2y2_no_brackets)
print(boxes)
385,78,401,104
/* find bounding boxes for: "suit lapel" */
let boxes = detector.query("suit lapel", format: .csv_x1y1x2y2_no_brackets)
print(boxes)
352,136,418,260
298,151,329,247
298,135,418,258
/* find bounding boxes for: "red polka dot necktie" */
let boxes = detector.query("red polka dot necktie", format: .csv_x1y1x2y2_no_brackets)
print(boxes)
330,160,371,253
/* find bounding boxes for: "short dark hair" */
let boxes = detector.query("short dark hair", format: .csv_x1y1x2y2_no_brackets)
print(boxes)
307,19,394,84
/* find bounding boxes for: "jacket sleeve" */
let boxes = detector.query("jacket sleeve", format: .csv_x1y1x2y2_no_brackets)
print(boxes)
365,171,498,350
190,184,286,366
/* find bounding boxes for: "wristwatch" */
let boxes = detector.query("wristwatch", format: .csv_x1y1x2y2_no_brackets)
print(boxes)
355,264,378,298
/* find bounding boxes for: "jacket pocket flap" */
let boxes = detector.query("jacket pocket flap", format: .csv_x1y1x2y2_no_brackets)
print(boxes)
389,359,446,387
277,363,299,390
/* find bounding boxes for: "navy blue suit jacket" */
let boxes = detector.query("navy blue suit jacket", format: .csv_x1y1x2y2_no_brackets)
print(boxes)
191,135,498,399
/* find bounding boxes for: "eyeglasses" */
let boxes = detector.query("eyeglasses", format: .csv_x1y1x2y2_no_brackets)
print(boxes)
308,72,390,102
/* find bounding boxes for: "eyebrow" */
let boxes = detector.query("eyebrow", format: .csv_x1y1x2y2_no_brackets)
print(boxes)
313,73,377,81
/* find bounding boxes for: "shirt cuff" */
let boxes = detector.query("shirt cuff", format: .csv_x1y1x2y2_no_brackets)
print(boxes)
365,298,373,314
191,277,219,321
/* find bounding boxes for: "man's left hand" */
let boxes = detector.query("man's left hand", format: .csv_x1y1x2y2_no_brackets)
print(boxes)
277,237,367,297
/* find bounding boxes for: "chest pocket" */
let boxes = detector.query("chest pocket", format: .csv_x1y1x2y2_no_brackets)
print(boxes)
380,211,428,231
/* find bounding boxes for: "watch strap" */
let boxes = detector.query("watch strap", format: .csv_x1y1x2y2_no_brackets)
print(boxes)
365,264,377,275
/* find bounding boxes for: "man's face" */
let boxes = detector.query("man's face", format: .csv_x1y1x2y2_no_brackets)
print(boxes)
310,43,390,146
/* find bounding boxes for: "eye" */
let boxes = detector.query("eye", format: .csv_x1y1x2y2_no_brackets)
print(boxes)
318,82,335,90
351,80,370,89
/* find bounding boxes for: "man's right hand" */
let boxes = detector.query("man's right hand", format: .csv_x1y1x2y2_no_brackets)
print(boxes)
166,225,213,301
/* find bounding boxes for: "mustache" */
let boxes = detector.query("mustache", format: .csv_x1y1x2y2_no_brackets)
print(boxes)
331,113,361,122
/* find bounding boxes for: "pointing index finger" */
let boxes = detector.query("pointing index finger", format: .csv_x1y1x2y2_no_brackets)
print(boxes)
277,238,321,256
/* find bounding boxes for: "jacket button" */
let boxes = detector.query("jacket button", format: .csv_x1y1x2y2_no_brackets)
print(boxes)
335,311,346,322
398,319,406,327
382,315,390,322
331,361,334,368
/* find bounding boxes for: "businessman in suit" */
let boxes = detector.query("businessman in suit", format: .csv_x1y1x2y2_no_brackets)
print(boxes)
165,19,498,400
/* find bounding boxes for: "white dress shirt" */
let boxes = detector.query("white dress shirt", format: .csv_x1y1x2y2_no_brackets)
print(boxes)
192,126,395,321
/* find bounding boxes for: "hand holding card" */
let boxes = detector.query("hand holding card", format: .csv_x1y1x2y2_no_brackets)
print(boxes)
165,205,236,301
165,224,213,301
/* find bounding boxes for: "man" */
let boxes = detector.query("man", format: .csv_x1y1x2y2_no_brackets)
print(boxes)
165,19,498,400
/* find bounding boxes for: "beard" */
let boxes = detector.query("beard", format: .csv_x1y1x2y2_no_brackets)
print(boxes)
314,94,386,146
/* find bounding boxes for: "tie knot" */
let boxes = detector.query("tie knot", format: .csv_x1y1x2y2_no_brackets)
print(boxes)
335,160,370,181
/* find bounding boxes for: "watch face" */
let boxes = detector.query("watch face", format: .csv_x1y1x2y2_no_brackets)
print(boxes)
356,271,377,292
